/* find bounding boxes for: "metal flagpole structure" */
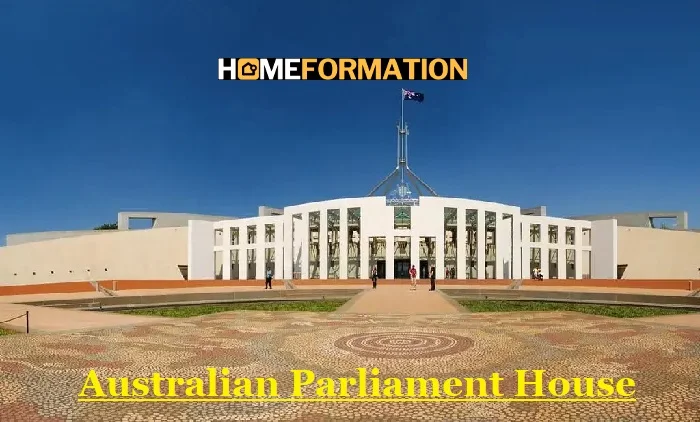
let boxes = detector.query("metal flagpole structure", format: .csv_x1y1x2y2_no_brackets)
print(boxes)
367,89,438,199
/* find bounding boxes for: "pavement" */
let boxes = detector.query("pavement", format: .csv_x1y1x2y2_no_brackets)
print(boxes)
2,282,700,333
0,302,169,333
336,286,464,315
1,308,699,421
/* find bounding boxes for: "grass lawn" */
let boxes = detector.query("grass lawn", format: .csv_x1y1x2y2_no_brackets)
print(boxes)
459,300,697,318
118,300,348,318
0,327,18,336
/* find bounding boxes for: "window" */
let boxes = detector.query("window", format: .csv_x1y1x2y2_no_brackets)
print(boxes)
444,208,457,278
247,225,257,244
347,208,361,279
264,224,275,242
465,210,478,279
328,209,340,279
230,227,239,245
530,224,541,242
394,206,411,229
565,227,575,245
548,225,558,244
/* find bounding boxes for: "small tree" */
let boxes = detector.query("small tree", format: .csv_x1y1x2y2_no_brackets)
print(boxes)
94,222,118,230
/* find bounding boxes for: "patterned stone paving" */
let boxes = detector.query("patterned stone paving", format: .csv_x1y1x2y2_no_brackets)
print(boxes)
1,310,699,421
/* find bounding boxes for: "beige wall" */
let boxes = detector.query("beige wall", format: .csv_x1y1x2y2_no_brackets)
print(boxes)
618,226,700,279
0,227,187,286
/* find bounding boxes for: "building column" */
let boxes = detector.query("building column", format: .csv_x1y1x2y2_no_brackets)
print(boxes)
575,226,583,279
558,225,566,279
319,209,328,279
456,209,466,279
386,235,394,279
360,233,369,279
477,209,486,279
410,234,420,276
256,223,265,280
495,212,504,279
339,208,348,279
520,222,528,278
222,247,232,280
283,215,293,280
511,215,522,279
436,229,445,280
275,221,283,279
300,213,309,279
540,238,549,279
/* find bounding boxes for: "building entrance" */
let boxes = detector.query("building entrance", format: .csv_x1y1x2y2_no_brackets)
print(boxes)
375,260,386,279
394,259,411,279
419,260,430,279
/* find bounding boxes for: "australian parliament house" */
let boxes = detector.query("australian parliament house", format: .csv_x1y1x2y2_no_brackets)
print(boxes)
2,91,698,290
188,90,619,282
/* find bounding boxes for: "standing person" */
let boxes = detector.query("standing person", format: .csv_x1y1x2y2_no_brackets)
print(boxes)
265,268,273,289
371,265,378,289
429,266,436,291
409,264,417,291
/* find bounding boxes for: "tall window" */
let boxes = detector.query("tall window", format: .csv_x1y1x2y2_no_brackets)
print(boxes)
394,206,411,229
530,224,541,242
548,225,558,244
549,249,558,279
246,249,256,279
308,212,320,279
444,207,457,279
264,224,275,242
502,214,514,278
347,208,361,279
265,248,275,273
327,209,340,279
230,250,239,280
247,225,257,244
565,227,575,245
230,227,239,245
465,210,478,279
369,237,386,279
485,211,496,279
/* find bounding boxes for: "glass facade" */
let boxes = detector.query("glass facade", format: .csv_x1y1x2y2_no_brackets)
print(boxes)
394,206,411,229
327,209,340,279
347,208,361,279
308,211,320,279
465,209,478,279
485,211,496,279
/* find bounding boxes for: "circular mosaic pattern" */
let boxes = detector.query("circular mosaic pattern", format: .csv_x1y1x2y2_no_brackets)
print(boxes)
334,331,474,359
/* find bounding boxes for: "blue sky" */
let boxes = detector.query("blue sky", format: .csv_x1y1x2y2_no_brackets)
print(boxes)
1,0,699,243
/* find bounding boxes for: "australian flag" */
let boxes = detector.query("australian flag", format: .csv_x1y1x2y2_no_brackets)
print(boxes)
402,89,424,103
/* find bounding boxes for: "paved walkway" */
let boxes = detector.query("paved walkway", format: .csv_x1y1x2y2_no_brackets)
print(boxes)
633,313,700,329
2,308,699,421
0,303,169,333
336,286,464,315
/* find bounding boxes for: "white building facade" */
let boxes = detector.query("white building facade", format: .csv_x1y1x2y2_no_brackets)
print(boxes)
188,196,618,281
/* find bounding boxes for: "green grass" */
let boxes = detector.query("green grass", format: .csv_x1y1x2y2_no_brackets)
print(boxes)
118,300,348,318
459,300,697,318
0,327,18,336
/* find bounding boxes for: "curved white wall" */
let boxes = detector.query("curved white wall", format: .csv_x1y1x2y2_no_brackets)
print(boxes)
191,196,597,280
0,228,187,286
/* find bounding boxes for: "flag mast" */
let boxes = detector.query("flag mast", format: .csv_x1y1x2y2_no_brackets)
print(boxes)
366,89,438,198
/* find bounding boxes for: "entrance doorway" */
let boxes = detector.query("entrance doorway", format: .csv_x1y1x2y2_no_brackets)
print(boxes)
394,259,411,279
419,260,429,279
375,260,386,279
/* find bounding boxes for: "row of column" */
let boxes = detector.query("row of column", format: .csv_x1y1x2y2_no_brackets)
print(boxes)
522,224,589,279
220,221,284,280
282,208,525,280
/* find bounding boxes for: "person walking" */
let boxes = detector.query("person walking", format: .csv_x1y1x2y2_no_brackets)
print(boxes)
265,268,273,289
371,265,378,289
409,264,417,291
429,266,436,291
